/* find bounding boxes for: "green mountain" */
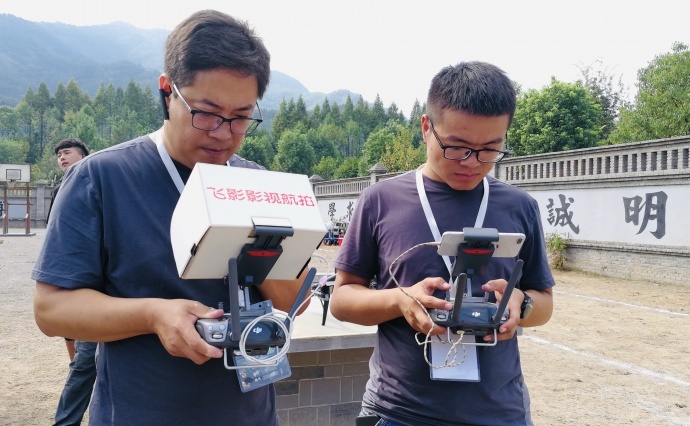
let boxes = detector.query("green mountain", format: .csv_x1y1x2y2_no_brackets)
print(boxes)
0,14,362,110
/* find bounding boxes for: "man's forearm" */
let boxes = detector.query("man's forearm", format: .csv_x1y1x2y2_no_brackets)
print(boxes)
519,288,553,327
34,282,162,342
330,284,404,326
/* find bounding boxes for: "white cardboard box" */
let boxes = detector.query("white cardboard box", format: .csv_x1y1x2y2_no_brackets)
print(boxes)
171,163,327,280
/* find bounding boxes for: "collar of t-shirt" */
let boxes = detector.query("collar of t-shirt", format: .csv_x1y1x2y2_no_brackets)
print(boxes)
171,158,192,184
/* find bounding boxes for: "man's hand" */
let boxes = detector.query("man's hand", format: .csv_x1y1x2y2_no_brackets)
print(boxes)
149,300,225,365
398,277,453,336
480,278,521,342
332,271,451,330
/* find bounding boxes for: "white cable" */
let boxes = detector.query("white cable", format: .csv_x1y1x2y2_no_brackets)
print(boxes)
236,292,314,365
235,253,334,366
388,241,468,369
310,252,336,280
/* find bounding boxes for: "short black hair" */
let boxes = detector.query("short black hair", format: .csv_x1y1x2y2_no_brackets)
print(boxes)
164,10,271,98
427,61,517,124
54,138,89,156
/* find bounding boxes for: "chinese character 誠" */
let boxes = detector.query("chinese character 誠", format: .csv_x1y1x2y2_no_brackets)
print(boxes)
206,187,315,207
546,194,580,234
623,191,667,239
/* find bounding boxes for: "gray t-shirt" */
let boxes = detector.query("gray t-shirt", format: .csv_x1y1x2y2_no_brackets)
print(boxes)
32,136,275,425
335,171,555,426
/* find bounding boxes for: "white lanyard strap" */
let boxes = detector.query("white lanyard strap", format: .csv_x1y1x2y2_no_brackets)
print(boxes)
153,129,186,194
415,168,489,294
152,128,231,195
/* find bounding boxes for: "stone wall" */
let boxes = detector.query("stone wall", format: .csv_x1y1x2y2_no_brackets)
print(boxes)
564,241,690,284
277,348,373,426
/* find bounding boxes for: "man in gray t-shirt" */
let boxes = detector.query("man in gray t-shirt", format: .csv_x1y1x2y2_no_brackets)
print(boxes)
331,62,555,426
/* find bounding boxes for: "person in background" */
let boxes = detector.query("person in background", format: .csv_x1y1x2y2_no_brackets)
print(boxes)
45,138,89,225
33,10,308,425
330,61,555,426
46,138,97,426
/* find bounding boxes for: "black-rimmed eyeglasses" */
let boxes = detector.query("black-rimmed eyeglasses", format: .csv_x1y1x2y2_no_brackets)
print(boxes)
172,83,263,135
429,119,510,163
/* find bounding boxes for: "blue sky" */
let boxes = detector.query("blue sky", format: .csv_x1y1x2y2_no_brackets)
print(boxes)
3,0,689,116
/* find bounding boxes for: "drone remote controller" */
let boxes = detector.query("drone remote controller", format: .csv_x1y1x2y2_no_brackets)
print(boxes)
430,300,510,336
195,300,286,355
429,259,524,336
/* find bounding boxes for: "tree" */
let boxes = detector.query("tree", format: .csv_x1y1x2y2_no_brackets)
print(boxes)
293,96,309,128
334,156,361,179
379,127,425,172
0,106,22,139
93,83,118,142
313,156,339,180
64,79,87,114
343,120,366,158
272,128,316,175
408,99,425,148
608,42,690,143
361,125,396,171
386,102,405,124
320,98,332,119
509,78,603,155
353,96,370,128
315,122,347,157
342,95,354,123
271,99,290,142
306,126,339,161
141,86,162,131
30,82,52,156
309,103,323,128
369,94,386,130
578,61,628,141
0,138,29,164
53,83,68,120
327,103,342,126
62,106,104,151
238,132,272,168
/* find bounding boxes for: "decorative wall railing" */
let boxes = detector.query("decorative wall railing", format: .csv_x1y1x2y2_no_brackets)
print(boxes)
312,136,690,196
312,172,403,197
495,135,690,189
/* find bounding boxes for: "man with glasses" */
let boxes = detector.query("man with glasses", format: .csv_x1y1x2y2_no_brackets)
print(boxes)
33,10,306,425
331,61,555,425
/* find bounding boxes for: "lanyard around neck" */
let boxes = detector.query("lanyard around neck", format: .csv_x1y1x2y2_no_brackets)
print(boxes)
152,128,231,195
152,129,185,194
415,167,489,293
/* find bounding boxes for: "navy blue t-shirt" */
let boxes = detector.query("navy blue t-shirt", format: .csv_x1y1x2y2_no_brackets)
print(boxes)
334,171,555,426
32,135,275,425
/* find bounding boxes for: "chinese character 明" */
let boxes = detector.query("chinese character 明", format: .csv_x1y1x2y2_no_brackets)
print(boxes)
623,191,667,239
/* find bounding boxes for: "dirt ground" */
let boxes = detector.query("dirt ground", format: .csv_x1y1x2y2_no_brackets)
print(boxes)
1,230,688,425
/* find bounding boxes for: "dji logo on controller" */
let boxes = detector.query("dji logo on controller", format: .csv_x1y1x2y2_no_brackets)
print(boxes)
252,326,263,334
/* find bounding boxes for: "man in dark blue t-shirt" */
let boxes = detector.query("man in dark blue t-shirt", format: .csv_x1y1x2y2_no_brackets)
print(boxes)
32,10,308,426
331,61,555,426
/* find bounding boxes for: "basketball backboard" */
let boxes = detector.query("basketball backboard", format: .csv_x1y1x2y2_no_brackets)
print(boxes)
0,164,31,182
